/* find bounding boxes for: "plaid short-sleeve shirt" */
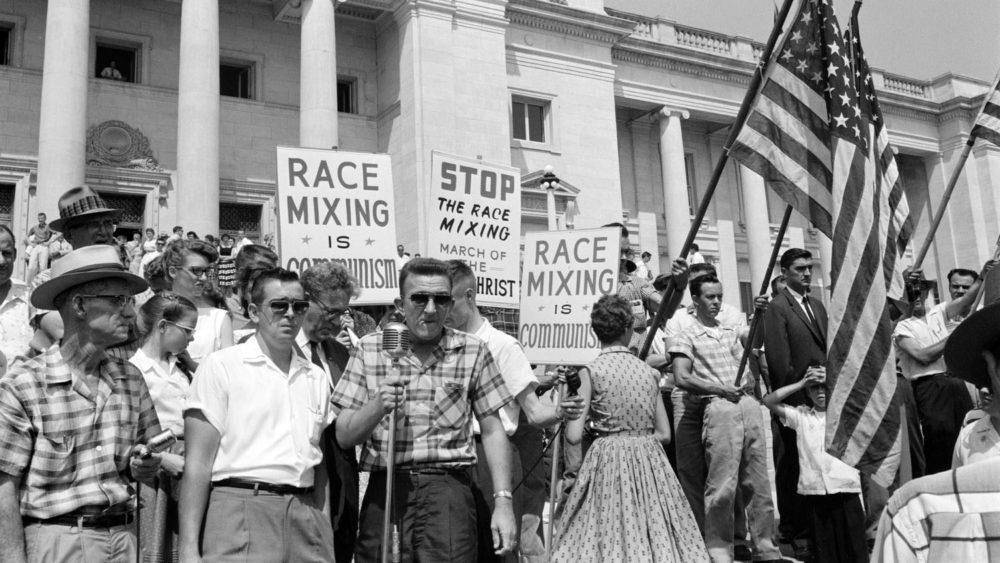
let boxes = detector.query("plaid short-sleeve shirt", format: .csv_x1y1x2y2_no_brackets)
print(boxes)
0,345,161,518
331,328,513,471
668,320,743,392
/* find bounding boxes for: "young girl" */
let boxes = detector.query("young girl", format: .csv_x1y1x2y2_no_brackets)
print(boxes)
763,368,867,563
129,292,199,563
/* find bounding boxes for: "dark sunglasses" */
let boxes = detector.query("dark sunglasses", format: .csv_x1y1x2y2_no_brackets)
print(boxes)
267,299,311,316
408,293,454,308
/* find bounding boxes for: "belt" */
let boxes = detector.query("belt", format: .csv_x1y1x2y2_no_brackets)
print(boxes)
391,465,472,477
213,478,313,496
593,428,653,438
23,510,135,529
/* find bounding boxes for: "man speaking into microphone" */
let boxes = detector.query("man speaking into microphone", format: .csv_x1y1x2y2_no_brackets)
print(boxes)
332,257,518,562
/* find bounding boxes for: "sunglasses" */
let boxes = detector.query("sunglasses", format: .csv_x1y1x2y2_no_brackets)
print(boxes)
408,293,454,308
179,266,210,278
164,320,196,337
79,294,135,309
266,299,311,316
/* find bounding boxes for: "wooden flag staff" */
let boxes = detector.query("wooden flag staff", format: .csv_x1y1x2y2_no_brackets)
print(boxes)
638,0,797,359
734,205,793,388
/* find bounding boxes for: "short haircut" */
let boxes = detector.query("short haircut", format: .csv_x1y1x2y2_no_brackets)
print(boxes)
234,244,280,316
641,251,651,259
136,291,198,342
602,221,629,238
398,257,450,296
590,294,633,344
690,275,722,298
689,262,717,278
690,243,700,252
186,231,198,238
947,268,979,283
301,261,360,298
0,224,15,244
145,228,154,234
780,248,812,270
161,239,219,272
173,226,183,233
445,259,476,290
249,267,301,307
770,275,786,294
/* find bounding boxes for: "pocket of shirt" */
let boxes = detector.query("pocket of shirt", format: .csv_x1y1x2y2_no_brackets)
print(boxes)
36,421,77,481
433,384,469,428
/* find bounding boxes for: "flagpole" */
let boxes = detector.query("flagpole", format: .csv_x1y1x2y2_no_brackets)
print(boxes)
734,205,793,388
638,0,798,359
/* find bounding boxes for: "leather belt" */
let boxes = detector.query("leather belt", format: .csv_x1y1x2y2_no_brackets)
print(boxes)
23,510,135,529
213,478,313,496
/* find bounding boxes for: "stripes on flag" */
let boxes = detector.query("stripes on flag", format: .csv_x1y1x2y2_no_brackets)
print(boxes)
729,0,912,485
972,77,1000,147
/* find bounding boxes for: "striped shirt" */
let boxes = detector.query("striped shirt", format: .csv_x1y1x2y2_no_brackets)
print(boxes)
668,320,743,391
872,457,1000,563
331,328,513,472
0,345,161,518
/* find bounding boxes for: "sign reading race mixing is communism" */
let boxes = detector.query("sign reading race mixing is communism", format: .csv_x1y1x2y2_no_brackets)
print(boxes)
428,152,521,307
518,227,621,365
276,146,399,304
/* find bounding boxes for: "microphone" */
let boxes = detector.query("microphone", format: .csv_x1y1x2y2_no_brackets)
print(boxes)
133,429,178,459
381,321,411,361
563,367,582,396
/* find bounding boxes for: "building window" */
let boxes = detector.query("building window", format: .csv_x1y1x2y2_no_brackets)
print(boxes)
220,61,253,99
0,183,13,229
738,281,753,319
512,98,547,143
337,79,356,114
98,192,145,239
684,153,697,216
0,23,12,66
95,41,138,83
219,202,262,241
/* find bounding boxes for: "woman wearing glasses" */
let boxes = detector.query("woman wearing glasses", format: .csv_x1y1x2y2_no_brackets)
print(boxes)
130,292,200,563
159,239,234,365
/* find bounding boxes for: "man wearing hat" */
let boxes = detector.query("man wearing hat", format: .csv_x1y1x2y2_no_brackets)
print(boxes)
872,301,1000,561
0,245,163,562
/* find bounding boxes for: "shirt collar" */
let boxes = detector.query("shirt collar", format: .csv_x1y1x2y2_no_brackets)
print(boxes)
0,279,27,308
239,334,312,373
600,345,632,355
787,286,808,303
43,344,128,385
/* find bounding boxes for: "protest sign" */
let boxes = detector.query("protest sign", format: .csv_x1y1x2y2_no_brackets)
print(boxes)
519,227,621,364
428,152,521,307
275,146,399,304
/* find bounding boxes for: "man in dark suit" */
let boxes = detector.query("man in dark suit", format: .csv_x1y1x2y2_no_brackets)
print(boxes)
763,248,826,558
299,262,365,563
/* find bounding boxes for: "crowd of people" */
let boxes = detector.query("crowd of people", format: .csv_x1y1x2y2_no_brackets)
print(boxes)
0,186,997,563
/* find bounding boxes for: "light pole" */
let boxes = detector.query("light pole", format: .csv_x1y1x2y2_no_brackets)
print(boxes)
540,165,561,231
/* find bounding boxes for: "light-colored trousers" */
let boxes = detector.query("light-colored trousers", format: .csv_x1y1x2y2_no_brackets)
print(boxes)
24,521,136,563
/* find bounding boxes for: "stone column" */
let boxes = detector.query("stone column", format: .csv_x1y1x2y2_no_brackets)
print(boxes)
176,0,220,237
36,0,90,214
739,165,772,293
299,0,338,148
658,108,690,259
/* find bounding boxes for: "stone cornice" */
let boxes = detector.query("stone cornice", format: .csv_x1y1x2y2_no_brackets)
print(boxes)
505,0,636,45
507,44,616,82
612,41,755,86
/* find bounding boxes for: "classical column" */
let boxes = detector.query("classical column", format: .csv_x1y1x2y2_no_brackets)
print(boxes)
739,165,772,293
299,0,338,148
176,0,220,237
36,0,90,213
658,108,691,259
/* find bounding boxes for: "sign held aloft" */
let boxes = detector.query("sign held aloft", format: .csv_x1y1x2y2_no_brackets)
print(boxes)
428,151,521,307
275,146,400,304
519,227,621,365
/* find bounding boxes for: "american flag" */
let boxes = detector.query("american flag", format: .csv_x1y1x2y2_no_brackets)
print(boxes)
971,74,1000,147
729,0,912,484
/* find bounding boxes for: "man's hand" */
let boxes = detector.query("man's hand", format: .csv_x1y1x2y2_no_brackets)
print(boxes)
716,384,743,403
376,375,407,416
130,450,162,482
159,452,185,479
753,295,769,312
983,260,998,276
558,394,584,421
671,258,690,290
491,498,517,556
334,330,353,349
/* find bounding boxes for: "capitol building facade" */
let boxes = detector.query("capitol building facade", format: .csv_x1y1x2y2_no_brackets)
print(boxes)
0,0,995,312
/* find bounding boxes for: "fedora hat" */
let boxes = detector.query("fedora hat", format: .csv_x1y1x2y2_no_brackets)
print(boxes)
943,302,1000,390
31,246,148,310
49,186,120,232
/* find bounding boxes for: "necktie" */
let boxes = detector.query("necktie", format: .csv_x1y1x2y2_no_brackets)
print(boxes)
802,295,821,335
309,341,324,370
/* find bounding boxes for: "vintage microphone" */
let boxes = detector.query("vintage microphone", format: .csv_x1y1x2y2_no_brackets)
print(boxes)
133,429,178,562
381,321,411,563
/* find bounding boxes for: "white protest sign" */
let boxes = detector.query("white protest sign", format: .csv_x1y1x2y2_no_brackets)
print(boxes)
428,152,521,307
519,227,621,365
275,146,399,304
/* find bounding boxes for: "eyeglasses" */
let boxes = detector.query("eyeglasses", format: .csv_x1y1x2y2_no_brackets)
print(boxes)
311,298,350,319
179,266,210,278
164,320,196,337
408,293,454,308
266,299,311,316
79,294,135,309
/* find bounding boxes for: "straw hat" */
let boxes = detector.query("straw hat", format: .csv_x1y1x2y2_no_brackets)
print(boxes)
31,246,148,310
49,186,120,232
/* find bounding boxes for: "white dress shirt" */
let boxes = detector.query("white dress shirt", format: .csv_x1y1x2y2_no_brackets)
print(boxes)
472,319,539,435
129,347,190,436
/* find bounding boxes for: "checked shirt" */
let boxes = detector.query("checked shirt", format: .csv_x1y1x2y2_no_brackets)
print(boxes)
668,320,744,392
0,345,161,518
331,328,513,472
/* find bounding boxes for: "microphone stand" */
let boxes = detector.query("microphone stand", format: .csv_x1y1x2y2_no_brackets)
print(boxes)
382,356,402,563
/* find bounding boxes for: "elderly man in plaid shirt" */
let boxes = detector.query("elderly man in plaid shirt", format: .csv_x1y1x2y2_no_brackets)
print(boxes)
669,275,782,563
333,257,518,563
0,245,162,563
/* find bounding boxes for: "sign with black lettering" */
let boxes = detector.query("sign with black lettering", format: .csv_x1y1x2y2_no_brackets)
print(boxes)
275,146,399,304
428,152,521,307
518,227,621,364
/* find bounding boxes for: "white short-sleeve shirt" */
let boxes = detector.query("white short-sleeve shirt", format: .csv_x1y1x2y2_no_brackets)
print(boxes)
952,416,1000,469
129,348,190,437
780,405,861,495
893,302,953,380
185,337,334,487
472,319,538,436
